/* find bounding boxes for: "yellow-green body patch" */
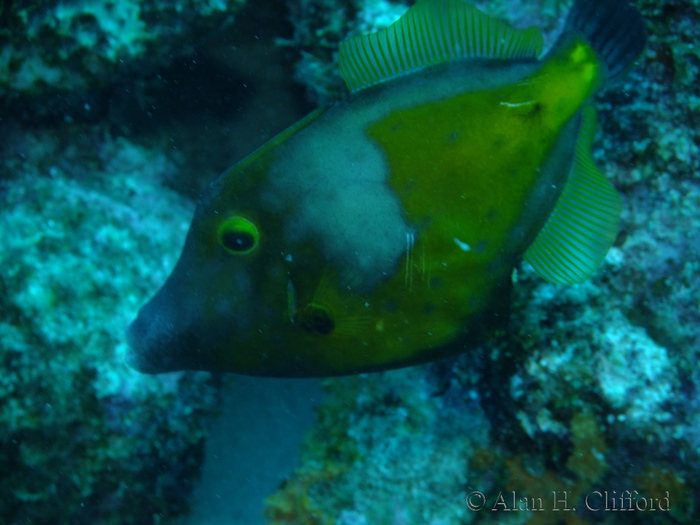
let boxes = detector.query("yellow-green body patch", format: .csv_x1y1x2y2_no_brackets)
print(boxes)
301,39,606,372
126,0,645,377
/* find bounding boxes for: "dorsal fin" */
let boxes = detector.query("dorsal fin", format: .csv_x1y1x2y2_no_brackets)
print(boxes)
338,0,544,93
524,106,623,284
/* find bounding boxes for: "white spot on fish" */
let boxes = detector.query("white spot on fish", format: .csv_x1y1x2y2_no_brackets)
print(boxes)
500,100,536,108
453,238,471,252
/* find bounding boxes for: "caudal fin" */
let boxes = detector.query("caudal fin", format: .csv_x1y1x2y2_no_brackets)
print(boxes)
566,0,647,79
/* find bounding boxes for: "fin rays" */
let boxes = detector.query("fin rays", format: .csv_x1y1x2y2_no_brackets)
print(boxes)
339,0,544,92
524,106,622,284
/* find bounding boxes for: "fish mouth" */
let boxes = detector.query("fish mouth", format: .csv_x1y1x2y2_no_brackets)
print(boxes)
125,310,174,373
125,299,198,374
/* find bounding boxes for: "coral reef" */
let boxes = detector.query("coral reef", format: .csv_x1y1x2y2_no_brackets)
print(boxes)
1,0,246,98
0,123,221,524
1,0,698,522
266,364,490,525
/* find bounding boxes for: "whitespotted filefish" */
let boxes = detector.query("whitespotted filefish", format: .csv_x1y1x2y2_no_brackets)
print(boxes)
127,0,647,376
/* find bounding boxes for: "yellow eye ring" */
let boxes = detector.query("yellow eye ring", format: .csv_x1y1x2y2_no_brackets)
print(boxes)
217,217,259,254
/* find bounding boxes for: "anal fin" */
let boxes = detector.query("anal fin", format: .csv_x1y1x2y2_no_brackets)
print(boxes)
524,106,622,284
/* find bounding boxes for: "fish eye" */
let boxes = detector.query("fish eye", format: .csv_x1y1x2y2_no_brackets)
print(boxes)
217,216,259,254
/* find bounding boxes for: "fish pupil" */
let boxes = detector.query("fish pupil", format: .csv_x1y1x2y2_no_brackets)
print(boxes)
222,230,255,252
296,304,335,335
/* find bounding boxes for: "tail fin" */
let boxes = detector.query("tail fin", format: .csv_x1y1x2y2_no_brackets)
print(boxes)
565,0,647,79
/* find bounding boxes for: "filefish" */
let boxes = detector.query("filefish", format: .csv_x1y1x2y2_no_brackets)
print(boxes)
127,0,647,376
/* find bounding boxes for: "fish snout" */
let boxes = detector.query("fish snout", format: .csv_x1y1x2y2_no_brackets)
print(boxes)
125,293,200,373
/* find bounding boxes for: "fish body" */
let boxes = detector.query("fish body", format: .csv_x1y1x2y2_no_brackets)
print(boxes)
127,0,647,376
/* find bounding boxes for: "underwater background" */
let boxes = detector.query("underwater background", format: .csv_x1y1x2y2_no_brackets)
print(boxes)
0,0,698,523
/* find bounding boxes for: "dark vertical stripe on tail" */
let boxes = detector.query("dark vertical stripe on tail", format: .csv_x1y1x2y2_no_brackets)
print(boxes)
566,0,647,79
